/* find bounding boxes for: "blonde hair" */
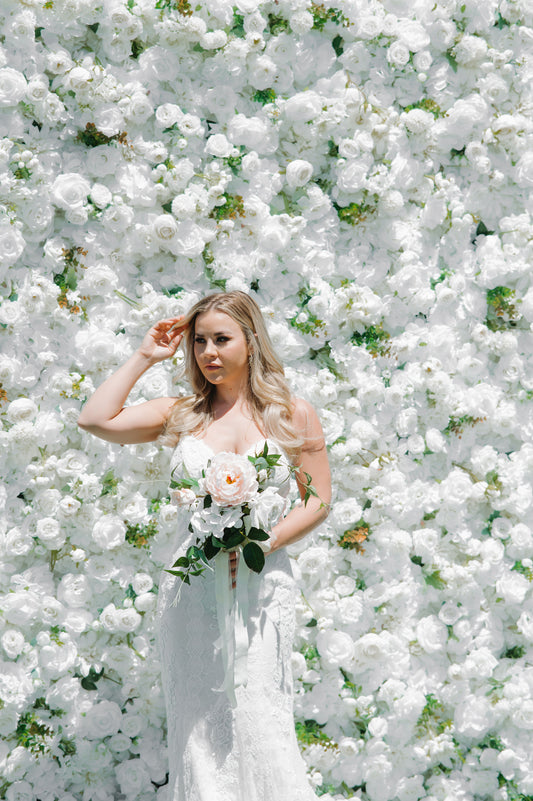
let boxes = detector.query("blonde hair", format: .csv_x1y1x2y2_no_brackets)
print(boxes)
158,291,303,459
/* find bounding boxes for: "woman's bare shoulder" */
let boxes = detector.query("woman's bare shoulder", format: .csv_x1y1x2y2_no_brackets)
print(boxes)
290,397,323,437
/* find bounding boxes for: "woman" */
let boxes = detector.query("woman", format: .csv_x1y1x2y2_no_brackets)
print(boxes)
78,290,331,801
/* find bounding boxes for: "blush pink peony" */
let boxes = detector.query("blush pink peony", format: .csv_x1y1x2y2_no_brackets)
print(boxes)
203,452,258,507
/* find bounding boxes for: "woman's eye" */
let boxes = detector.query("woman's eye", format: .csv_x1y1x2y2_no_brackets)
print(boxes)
194,337,205,344
217,337,229,343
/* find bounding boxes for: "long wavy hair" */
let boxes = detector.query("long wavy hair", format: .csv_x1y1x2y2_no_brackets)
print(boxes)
158,291,303,459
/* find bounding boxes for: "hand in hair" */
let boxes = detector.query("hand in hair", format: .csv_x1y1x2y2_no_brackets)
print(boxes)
138,317,188,364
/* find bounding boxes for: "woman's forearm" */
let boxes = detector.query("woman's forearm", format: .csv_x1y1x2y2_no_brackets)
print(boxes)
77,350,153,427
269,497,329,552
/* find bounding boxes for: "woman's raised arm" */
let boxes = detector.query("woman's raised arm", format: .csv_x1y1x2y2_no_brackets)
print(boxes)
77,317,186,445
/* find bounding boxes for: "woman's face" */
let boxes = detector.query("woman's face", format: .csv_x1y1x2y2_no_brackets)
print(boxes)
193,310,250,387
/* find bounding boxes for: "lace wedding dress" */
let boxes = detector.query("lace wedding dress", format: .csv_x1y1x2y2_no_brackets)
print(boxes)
156,435,317,801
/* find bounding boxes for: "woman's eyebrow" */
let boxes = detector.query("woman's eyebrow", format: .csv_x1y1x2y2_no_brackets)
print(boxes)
194,330,230,336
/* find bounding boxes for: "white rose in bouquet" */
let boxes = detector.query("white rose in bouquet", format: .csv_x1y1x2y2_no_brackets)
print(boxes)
189,503,243,536
247,485,287,531
171,487,198,508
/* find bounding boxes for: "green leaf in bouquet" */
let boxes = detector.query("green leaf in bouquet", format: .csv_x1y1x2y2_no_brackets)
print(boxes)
243,542,265,573
203,495,212,508
172,556,190,568
204,536,221,560
186,545,204,561
223,527,245,548
165,569,186,578
302,471,319,505
182,477,200,489
246,526,270,541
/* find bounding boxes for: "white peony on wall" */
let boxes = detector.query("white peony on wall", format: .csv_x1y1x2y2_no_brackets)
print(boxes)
1,0,533,799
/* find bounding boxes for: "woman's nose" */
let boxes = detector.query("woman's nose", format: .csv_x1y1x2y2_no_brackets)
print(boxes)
204,339,217,356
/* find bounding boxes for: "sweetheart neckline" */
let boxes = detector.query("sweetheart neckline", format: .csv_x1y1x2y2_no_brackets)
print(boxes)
183,434,279,458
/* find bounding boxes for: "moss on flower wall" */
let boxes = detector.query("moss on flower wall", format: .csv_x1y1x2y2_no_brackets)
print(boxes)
1,0,533,799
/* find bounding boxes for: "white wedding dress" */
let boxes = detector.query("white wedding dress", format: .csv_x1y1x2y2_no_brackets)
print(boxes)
156,435,317,801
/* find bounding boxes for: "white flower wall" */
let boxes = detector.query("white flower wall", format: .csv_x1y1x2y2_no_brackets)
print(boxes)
1,0,533,798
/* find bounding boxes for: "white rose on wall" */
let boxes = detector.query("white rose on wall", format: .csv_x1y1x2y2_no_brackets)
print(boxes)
227,114,274,152
36,517,65,550
0,67,27,106
1,630,25,660
57,574,92,608
92,515,126,550
50,173,90,211
84,700,123,739
416,615,448,653
317,629,355,671
285,159,313,189
205,133,234,158
0,222,25,270
115,758,153,798
0,0,532,795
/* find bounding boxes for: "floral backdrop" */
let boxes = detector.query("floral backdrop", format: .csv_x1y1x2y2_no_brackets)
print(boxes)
1,0,533,799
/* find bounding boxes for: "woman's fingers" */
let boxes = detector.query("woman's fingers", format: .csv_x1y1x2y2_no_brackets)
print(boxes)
149,318,187,349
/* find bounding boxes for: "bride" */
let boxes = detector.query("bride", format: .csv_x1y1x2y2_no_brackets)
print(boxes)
78,290,331,801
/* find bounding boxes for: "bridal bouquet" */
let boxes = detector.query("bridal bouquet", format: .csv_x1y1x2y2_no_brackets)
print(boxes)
165,443,316,589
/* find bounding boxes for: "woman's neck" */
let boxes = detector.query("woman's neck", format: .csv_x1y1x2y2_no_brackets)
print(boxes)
212,377,249,413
